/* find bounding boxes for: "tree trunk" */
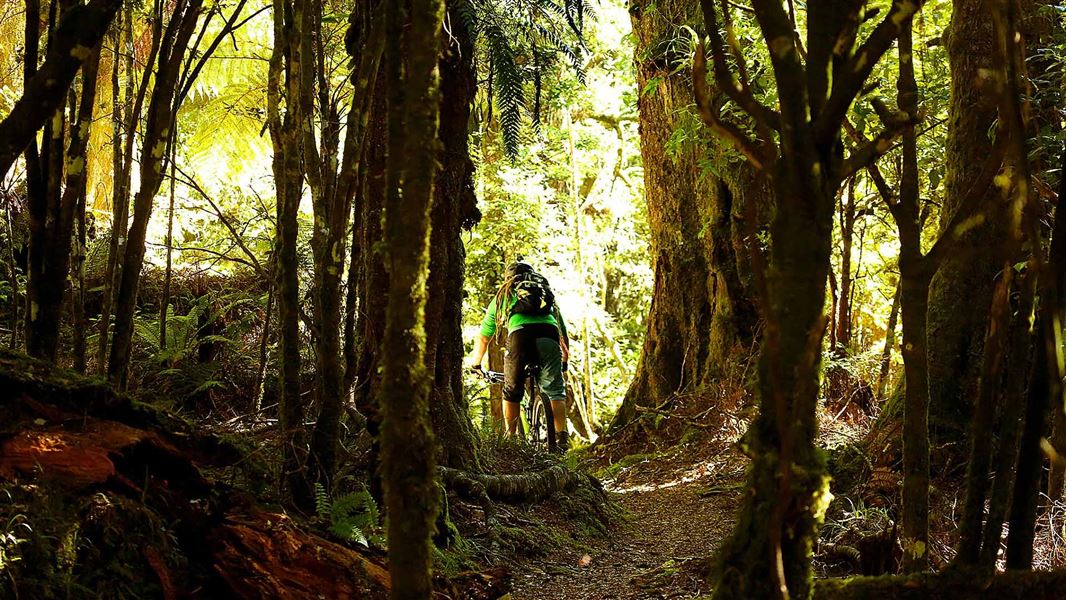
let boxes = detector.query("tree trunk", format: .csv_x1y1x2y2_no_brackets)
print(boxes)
267,0,313,508
351,80,389,501
896,23,931,573
378,0,444,595
25,2,105,364
613,0,761,432
834,178,856,355
956,264,1015,565
307,0,384,489
1006,144,1066,569
876,284,901,399
159,134,179,352
96,7,141,374
424,0,481,471
108,0,204,389
926,0,1002,437
0,0,121,180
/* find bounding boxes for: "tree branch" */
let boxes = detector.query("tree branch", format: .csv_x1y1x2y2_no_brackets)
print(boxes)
813,0,924,144
692,41,769,170
0,0,122,178
838,114,916,182
700,0,781,134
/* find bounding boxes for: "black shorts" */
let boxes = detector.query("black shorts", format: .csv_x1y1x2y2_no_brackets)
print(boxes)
502,323,565,404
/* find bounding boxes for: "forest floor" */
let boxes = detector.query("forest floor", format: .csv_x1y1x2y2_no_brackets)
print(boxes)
504,430,748,600
507,452,743,599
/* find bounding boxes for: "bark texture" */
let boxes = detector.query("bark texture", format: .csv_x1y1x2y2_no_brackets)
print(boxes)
926,0,1001,435
378,0,445,595
425,0,482,471
306,0,384,488
438,465,595,504
267,0,313,507
613,0,761,431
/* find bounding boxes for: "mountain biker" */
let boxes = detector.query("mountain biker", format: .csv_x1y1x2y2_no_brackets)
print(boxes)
468,261,571,450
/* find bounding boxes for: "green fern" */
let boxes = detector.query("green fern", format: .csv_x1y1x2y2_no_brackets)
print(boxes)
314,483,384,548
485,25,525,158
463,0,592,158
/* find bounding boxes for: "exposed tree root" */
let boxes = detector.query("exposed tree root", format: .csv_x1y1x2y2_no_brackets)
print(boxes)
439,464,601,504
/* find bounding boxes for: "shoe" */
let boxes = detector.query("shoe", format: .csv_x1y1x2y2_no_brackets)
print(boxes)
555,430,570,453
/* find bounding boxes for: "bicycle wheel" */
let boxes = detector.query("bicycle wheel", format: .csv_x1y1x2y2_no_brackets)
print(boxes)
530,397,548,447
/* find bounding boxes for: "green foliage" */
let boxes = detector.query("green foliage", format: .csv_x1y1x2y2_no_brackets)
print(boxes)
463,0,594,157
0,510,30,575
313,484,385,548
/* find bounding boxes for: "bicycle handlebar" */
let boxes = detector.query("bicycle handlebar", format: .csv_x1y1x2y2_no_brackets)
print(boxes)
470,366,505,384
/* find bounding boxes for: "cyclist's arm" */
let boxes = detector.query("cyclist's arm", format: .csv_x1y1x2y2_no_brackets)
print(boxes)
470,299,498,368
553,305,569,342
470,334,491,369
553,305,570,361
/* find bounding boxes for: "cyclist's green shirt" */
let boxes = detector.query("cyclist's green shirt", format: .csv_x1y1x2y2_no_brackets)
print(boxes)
480,296,567,338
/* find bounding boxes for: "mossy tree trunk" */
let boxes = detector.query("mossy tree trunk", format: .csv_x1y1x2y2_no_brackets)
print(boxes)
348,78,389,501
613,0,762,432
692,0,925,594
267,0,313,508
22,0,63,362
925,0,1002,437
424,0,482,471
23,1,104,363
378,0,445,596
347,1,481,476
306,1,385,489
108,0,204,389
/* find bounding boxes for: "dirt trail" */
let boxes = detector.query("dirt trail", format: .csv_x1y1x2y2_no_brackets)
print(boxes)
509,451,743,599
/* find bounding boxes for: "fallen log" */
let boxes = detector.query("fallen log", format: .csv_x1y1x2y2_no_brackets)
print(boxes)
814,568,1066,600
0,352,395,598
210,506,391,599
439,464,600,504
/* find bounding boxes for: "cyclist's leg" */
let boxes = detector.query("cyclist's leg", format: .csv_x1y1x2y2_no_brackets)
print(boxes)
502,328,530,436
535,336,568,437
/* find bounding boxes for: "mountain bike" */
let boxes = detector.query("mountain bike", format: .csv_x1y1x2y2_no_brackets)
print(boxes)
472,365,556,452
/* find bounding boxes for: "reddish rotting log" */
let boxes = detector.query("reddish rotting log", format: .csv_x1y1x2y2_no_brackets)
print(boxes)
0,419,164,487
210,509,391,599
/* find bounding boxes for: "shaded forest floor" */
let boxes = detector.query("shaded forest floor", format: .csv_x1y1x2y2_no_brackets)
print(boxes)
508,443,745,599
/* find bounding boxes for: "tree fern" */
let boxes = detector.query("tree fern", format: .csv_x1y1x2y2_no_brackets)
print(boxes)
463,0,592,158
485,25,525,158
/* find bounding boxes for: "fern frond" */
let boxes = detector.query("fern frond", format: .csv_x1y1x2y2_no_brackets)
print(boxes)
535,23,585,84
314,483,332,520
486,25,525,158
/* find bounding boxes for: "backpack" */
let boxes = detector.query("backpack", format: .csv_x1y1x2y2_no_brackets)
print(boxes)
509,271,555,316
